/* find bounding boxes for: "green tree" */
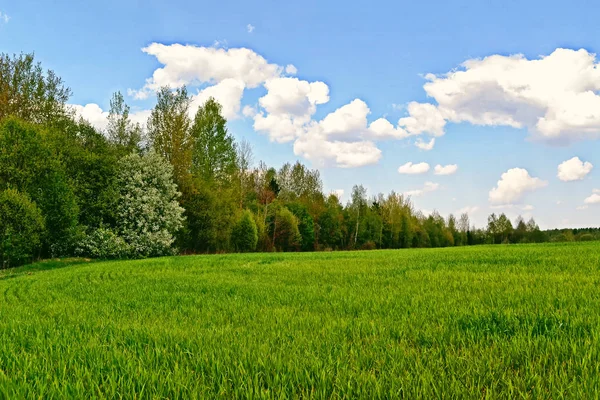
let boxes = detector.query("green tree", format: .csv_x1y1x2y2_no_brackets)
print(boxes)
190,97,237,185
269,206,301,252
0,188,45,268
286,202,315,251
0,53,71,124
147,86,192,190
107,91,142,154
231,210,258,252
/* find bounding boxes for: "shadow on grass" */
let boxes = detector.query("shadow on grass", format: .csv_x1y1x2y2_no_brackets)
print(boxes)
0,258,92,280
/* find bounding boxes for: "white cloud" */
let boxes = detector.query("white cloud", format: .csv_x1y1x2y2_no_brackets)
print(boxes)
415,138,435,150
490,204,535,211
577,205,589,210
190,78,245,119
367,118,409,140
398,102,446,136
332,189,344,200
253,77,329,143
285,64,298,75
242,105,257,118
434,164,458,175
0,11,9,23
293,134,382,168
69,104,151,132
456,206,479,215
404,181,439,197
398,162,430,175
247,24,255,33
557,156,593,181
584,193,600,205
489,168,548,204
422,48,600,142
129,43,282,99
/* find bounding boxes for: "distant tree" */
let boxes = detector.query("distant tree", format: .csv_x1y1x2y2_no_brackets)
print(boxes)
349,185,368,248
0,188,45,268
231,210,258,252
190,97,237,185
0,53,71,124
147,86,192,190
270,206,301,252
286,202,315,251
107,91,142,154
117,150,185,257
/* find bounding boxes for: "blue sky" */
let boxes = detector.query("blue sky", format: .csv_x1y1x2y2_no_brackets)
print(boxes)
2,0,600,229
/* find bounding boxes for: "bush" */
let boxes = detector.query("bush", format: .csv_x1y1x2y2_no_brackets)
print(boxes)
117,150,185,258
0,189,45,268
231,210,258,252
75,227,131,259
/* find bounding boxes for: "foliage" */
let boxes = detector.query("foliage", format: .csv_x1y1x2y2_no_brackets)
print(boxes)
116,151,185,257
75,227,131,260
231,210,258,252
0,52,71,125
190,97,237,185
0,188,45,268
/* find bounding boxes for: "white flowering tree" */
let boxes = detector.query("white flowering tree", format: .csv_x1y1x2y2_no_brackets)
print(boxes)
117,150,185,257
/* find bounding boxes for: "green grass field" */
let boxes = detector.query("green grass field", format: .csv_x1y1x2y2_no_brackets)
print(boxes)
1,243,600,398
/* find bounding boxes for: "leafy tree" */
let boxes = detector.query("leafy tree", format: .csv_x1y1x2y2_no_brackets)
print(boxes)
147,86,192,190
116,150,185,257
190,97,237,185
269,206,301,252
231,210,258,252
0,188,45,268
0,53,71,124
107,91,142,154
286,202,315,251
0,118,79,256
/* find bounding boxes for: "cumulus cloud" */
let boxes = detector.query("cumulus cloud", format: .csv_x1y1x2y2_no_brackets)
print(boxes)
398,162,430,175
190,78,246,119
489,168,548,204
415,138,435,151
129,43,282,100
404,181,439,197
285,64,298,75
584,191,600,205
420,48,600,142
398,102,446,136
557,156,593,181
70,104,151,132
456,206,479,215
434,164,458,175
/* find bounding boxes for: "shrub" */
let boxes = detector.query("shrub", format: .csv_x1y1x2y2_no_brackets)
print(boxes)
231,210,258,252
117,150,185,258
0,189,45,268
75,227,131,259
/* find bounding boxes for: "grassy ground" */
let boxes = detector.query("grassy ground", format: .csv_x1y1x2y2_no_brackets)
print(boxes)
1,243,599,398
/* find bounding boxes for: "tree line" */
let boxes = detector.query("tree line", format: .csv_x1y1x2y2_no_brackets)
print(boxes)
0,53,596,268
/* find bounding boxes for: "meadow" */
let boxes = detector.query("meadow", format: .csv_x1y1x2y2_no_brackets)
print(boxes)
1,242,599,398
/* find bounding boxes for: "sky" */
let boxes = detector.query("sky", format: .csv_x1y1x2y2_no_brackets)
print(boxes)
1,0,600,229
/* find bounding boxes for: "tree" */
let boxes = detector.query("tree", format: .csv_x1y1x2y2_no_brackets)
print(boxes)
190,97,237,185
116,150,185,257
270,206,301,252
0,189,45,268
0,118,79,256
147,86,192,190
497,213,513,243
231,210,258,252
286,202,315,251
349,185,368,248
0,53,71,124
107,91,142,154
